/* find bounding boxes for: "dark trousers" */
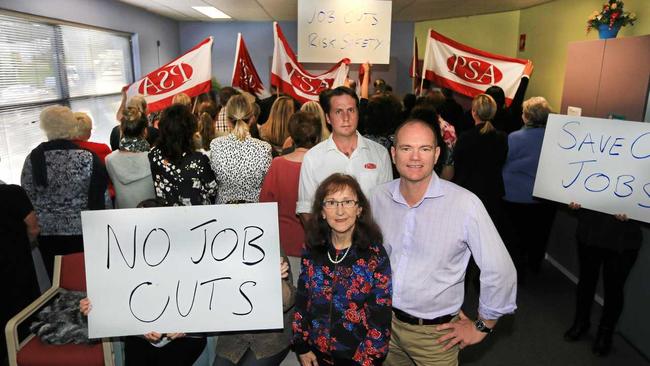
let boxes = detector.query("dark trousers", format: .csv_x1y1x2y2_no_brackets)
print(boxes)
124,336,206,366
38,235,84,280
573,241,639,329
504,200,556,273
213,347,290,366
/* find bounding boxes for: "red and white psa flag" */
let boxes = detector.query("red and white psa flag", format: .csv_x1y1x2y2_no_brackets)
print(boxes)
125,37,213,113
231,33,270,99
422,30,529,105
271,22,349,104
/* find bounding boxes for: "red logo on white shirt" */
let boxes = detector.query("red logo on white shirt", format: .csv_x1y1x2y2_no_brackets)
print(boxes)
364,163,377,170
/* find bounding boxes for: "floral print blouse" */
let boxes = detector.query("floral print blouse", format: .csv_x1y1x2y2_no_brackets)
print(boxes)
149,147,217,206
293,243,392,365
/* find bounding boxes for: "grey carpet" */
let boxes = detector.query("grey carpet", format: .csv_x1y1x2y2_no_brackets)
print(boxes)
459,260,649,365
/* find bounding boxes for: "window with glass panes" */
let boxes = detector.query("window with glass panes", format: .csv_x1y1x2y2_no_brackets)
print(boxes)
0,11,133,184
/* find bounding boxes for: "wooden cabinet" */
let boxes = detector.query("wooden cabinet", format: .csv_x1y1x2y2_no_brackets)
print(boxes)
561,35,650,122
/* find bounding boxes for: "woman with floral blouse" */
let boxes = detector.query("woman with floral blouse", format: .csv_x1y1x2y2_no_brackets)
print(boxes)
149,104,217,206
293,173,392,366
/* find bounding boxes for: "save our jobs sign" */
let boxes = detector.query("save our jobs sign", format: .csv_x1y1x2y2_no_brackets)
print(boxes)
81,203,282,338
533,114,650,223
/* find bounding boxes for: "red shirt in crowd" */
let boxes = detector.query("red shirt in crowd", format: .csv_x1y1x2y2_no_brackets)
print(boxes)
259,156,304,257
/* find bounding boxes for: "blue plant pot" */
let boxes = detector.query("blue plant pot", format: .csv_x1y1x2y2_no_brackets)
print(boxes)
598,24,621,39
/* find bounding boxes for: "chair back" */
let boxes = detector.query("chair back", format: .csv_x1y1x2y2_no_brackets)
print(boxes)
59,252,87,291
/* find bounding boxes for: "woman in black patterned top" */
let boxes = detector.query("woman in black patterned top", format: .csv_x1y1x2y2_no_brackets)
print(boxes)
209,95,272,204
21,106,108,279
149,104,217,206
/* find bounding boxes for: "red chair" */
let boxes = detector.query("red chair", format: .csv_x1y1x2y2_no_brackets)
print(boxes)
5,253,115,366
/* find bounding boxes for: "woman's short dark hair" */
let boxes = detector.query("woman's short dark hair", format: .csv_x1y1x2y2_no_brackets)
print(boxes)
306,173,382,251
289,111,321,149
158,104,197,163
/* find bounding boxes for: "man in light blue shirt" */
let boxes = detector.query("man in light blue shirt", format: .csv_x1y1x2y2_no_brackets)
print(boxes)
370,119,517,365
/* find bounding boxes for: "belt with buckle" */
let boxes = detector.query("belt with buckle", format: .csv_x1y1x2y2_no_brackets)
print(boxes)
393,308,454,326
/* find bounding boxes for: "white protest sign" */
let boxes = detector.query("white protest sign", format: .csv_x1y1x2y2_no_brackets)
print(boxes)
533,114,650,223
81,203,282,338
297,0,392,64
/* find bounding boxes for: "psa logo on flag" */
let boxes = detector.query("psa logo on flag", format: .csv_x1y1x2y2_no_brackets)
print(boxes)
284,63,332,96
138,63,193,96
446,55,503,85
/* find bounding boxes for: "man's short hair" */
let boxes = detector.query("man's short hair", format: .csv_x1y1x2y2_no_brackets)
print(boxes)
322,86,359,115
393,118,443,150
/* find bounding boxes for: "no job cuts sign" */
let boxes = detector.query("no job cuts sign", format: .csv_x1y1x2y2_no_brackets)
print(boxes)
533,114,650,223
81,203,282,338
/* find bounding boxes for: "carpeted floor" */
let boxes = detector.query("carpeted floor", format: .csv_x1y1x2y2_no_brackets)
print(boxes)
457,260,649,366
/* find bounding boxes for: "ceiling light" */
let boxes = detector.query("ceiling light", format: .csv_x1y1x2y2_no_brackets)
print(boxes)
192,6,231,19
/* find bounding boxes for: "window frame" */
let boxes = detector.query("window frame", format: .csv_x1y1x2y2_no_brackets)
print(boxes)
0,9,135,111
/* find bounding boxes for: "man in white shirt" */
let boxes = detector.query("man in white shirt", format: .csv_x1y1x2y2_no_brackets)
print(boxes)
296,86,393,222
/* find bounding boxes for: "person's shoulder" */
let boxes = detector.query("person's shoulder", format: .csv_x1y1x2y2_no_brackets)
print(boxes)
367,242,389,258
370,179,396,200
361,135,389,153
303,139,329,161
105,149,120,162
439,178,481,206
252,137,272,152
0,183,27,197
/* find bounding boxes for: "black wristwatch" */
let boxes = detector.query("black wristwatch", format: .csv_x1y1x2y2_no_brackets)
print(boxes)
474,319,494,334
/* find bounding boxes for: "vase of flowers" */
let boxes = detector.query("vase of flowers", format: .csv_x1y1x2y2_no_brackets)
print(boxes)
587,0,637,39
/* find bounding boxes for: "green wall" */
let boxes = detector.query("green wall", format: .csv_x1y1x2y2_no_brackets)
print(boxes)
414,0,649,110
414,11,521,58
518,0,650,110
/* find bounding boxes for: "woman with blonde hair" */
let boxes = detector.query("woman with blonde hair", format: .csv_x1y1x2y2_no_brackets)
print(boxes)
111,92,159,150
300,101,330,142
209,95,272,204
259,96,295,153
453,93,508,229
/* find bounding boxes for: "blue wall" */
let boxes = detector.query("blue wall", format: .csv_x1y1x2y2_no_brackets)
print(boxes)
179,21,414,97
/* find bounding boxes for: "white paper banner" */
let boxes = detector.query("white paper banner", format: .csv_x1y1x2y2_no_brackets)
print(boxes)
534,114,650,223
297,0,392,64
81,203,282,338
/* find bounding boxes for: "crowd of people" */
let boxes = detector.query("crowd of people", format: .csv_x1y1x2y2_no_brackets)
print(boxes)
2,61,642,365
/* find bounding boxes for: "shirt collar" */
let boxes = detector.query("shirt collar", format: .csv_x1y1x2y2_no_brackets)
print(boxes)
389,173,445,207
325,131,368,152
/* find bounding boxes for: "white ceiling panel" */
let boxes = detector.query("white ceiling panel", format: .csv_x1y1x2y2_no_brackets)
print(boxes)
118,0,555,22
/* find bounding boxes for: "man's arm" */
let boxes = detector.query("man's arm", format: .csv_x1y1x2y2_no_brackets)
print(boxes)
116,89,127,122
296,153,318,217
360,62,370,100
437,196,516,350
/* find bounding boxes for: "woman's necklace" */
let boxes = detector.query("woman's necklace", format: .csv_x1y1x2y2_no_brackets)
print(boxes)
328,245,351,264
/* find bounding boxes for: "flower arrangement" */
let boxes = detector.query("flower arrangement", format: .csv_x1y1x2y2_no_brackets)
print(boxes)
587,0,637,32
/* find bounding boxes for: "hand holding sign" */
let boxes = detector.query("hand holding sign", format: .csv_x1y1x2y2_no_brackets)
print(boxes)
81,203,283,338
534,115,650,223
